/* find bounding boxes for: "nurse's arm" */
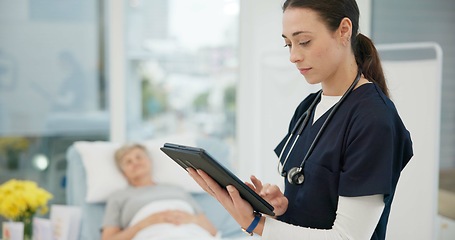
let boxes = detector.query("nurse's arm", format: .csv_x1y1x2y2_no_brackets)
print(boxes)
261,195,385,240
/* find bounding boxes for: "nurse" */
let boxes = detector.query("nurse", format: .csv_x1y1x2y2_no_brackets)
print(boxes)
188,0,413,239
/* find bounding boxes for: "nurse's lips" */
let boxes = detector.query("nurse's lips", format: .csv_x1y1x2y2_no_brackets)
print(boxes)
298,67,312,75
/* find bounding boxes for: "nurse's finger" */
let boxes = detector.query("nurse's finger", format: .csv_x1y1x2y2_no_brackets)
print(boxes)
261,184,282,202
250,175,263,192
260,183,272,197
187,168,214,196
266,185,283,196
226,185,250,210
197,169,232,202
226,185,255,228
245,182,256,191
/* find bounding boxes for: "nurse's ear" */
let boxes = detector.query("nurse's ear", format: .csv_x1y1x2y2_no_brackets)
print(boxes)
337,17,353,47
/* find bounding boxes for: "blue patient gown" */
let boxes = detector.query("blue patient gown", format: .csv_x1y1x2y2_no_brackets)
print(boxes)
274,83,413,240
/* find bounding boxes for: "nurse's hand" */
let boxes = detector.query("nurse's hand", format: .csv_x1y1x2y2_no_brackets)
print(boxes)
245,175,288,217
187,168,262,234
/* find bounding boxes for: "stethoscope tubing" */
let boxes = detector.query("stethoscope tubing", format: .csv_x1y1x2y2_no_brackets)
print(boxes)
278,69,362,177
277,91,321,176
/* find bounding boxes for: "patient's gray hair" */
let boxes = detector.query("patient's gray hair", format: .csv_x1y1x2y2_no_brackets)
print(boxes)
114,143,151,171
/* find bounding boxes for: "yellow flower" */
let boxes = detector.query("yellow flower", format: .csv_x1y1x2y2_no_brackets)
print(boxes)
0,179,53,220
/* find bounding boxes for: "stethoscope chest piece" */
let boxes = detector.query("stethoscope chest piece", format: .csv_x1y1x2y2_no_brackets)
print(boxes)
287,167,304,185
278,69,362,185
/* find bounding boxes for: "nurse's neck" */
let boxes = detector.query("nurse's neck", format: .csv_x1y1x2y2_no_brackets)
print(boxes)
322,61,360,96
321,80,353,96
322,68,362,96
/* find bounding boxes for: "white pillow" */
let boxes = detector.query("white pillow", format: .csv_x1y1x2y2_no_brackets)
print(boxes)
143,136,203,193
74,135,204,203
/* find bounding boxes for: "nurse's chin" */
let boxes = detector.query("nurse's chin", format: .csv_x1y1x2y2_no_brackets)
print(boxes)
302,76,322,85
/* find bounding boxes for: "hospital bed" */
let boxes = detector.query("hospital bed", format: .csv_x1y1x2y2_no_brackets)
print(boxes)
65,135,259,240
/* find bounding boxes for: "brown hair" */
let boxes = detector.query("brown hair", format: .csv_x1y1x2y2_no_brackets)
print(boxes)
114,143,149,171
282,0,389,97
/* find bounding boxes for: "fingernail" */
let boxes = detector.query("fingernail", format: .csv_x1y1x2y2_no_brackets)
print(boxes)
227,185,234,192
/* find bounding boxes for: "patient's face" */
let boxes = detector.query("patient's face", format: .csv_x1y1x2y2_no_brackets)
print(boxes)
120,147,152,183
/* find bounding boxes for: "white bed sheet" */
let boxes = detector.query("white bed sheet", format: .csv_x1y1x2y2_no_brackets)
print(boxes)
129,200,262,240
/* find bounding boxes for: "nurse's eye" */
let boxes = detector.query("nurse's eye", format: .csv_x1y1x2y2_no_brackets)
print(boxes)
283,43,292,48
299,40,311,46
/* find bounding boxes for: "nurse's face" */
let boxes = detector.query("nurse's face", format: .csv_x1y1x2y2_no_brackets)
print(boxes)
282,7,346,85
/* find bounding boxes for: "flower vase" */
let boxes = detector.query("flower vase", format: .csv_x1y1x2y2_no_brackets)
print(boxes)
6,149,20,170
21,215,33,240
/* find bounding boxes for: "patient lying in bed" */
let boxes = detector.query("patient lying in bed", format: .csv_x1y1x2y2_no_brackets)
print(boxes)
101,143,218,240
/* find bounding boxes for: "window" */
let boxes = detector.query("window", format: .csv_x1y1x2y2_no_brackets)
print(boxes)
0,0,107,208
124,0,239,164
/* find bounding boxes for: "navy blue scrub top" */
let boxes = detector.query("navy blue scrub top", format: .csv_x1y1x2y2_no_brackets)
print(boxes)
274,83,413,240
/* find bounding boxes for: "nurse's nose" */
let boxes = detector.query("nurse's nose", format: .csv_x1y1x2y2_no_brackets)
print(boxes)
289,47,303,63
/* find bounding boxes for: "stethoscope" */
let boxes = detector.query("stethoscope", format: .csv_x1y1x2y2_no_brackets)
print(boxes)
278,69,362,185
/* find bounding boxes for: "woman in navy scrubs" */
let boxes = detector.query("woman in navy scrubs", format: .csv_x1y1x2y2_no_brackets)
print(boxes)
189,0,413,239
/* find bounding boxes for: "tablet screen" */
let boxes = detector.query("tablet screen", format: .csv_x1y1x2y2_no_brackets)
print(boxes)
160,142,275,216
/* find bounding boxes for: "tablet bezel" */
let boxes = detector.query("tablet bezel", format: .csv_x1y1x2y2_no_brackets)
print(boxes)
160,142,275,216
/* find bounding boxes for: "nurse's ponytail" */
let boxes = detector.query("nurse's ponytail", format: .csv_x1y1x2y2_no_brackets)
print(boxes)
354,33,389,97
283,0,389,97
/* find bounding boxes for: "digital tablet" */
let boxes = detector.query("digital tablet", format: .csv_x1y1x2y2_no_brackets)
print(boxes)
160,142,275,216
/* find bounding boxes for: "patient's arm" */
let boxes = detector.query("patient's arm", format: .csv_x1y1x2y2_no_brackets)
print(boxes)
165,210,217,236
194,213,218,236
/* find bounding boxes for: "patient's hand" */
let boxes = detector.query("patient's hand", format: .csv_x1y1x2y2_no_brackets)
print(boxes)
142,211,173,226
246,175,288,216
162,210,195,225
102,211,179,240
142,210,197,226
150,210,218,236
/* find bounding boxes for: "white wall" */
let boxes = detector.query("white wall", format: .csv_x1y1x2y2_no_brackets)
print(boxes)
237,0,291,183
107,0,127,142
